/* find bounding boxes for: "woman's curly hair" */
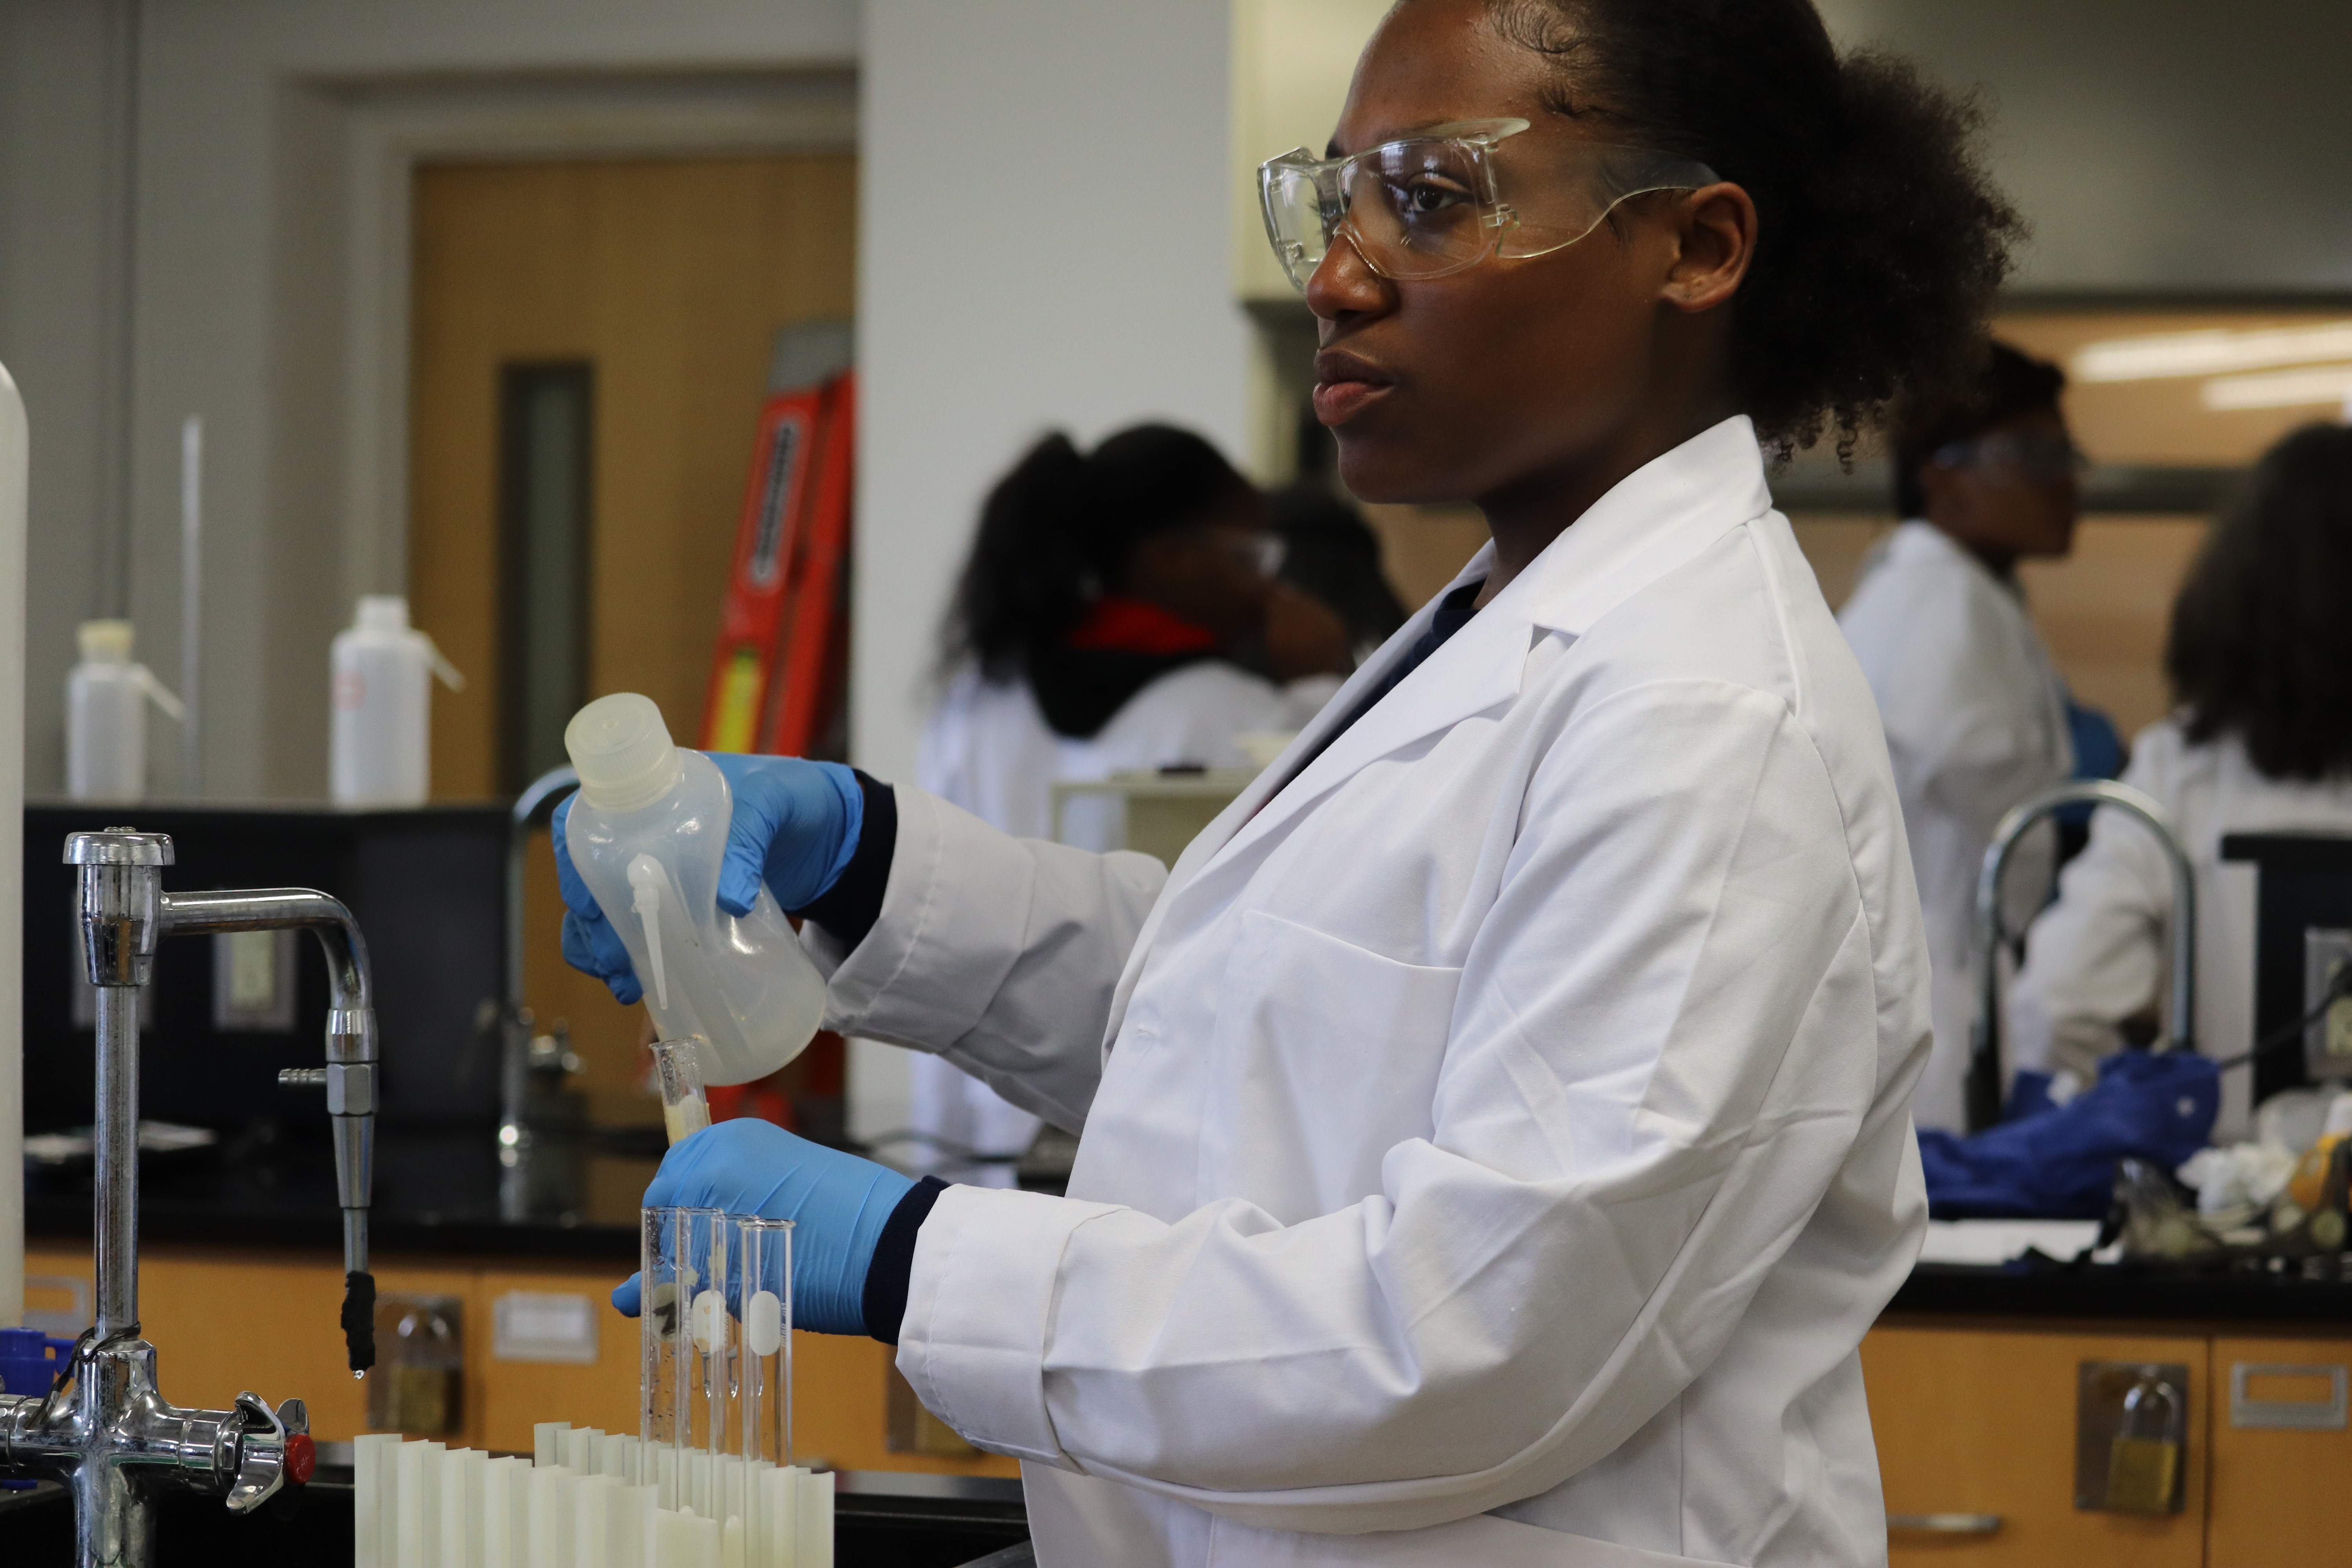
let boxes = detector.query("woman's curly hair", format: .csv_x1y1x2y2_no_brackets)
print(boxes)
1488,0,2024,459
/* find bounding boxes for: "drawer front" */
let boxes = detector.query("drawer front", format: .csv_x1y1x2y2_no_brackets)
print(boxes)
2207,1335,2352,1566
1861,1326,2207,1567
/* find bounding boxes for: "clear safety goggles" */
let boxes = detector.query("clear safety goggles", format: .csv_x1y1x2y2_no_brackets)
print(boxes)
1258,118,1719,291
1933,430,2087,485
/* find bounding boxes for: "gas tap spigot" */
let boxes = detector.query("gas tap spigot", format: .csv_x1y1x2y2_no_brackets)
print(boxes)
162,886,380,1374
0,828,377,1566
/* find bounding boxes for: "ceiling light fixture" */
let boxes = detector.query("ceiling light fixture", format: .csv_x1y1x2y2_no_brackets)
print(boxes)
2200,364,2352,412
2073,321,2352,383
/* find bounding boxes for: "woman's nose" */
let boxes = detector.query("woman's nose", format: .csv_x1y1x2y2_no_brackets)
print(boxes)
1305,230,1394,322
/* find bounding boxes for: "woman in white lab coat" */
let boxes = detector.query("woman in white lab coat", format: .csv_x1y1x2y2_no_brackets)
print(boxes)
913,425,1349,1183
568,2,2022,1561
1838,343,2084,1131
2011,425,2352,1142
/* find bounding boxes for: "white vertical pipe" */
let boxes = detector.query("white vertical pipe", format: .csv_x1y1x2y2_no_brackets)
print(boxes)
0,361,26,1330
483,1455,524,1568
178,414,201,797
794,1470,830,1568
447,1446,488,1568
574,1475,617,1568
354,1433,399,1568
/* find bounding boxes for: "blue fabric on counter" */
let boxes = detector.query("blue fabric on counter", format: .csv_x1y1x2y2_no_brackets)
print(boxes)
1919,1049,2220,1219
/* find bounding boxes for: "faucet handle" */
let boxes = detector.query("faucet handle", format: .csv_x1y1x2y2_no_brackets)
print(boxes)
225,1390,312,1512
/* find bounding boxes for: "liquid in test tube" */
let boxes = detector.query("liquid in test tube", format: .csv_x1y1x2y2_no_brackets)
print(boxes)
652,1038,711,1143
641,1205,690,1488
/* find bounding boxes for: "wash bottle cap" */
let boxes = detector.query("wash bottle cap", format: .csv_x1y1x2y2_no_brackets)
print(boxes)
354,595,410,635
566,693,685,811
76,620,134,664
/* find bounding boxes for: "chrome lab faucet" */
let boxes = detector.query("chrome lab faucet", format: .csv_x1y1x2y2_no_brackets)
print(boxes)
1969,780,2199,1132
0,828,383,1566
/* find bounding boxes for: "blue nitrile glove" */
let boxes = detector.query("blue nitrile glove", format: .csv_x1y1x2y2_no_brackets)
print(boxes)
610,1119,914,1336
706,753,863,916
551,755,863,1005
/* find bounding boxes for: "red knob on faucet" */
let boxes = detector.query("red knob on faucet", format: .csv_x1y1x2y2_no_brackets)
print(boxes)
284,1433,316,1485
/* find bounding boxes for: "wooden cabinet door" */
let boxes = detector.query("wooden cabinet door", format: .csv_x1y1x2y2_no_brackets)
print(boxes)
2207,1334,2352,1565
1862,1325,2208,1568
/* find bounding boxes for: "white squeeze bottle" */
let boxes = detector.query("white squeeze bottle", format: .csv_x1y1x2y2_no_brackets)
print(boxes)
562,692,826,1085
66,620,183,802
330,595,464,807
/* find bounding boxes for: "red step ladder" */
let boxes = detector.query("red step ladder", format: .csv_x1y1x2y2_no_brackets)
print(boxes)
697,367,856,1134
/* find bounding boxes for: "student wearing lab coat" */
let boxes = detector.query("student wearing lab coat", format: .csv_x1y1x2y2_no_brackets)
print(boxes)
914,425,1350,1183
1838,343,2084,1131
2011,425,2352,1142
560,1,2022,1560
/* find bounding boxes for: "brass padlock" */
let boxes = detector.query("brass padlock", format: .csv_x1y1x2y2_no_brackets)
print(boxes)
2105,1374,2183,1514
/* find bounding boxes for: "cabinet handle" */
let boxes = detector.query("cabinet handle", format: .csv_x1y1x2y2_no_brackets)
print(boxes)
2230,1362,2348,1430
1888,1513,2002,1535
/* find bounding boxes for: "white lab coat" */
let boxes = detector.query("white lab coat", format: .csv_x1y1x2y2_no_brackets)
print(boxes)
815,418,1931,1567
2009,720,2352,1142
1839,521,2072,1131
911,662,1339,1181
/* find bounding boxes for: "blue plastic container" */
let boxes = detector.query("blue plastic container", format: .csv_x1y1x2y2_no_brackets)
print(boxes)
0,1327,73,1489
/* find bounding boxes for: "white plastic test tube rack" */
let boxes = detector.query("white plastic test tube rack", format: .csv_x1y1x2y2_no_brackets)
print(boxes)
350,1426,832,1568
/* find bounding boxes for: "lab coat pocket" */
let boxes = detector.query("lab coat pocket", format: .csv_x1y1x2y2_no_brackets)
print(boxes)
1195,908,1463,1218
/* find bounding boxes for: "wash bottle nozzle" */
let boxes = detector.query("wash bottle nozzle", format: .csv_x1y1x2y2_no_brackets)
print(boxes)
628,854,671,1010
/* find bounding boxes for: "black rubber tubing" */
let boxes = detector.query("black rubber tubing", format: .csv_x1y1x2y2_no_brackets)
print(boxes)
342,1270,377,1374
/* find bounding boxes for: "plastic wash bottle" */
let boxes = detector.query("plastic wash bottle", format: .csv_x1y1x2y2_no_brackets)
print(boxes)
561,692,826,1085
66,620,184,802
330,595,464,807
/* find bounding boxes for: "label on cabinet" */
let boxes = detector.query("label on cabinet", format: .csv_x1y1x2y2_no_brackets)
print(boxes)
492,1290,599,1364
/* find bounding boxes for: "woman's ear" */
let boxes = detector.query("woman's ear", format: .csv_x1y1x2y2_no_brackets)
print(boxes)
1661,182,1757,315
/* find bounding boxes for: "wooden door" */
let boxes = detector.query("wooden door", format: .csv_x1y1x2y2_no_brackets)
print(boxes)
2207,1334,2352,1565
407,154,854,1123
1862,1325,2209,1567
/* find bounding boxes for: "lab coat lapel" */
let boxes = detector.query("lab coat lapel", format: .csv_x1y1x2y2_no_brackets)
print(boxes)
1209,415,1774,876
1094,416,1773,1051
1089,554,1497,1051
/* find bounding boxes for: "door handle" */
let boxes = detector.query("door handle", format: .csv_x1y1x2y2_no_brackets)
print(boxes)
1888,1512,2002,1534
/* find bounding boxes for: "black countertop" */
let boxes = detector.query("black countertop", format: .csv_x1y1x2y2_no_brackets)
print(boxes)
0,1469,1028,1568
28,1127,2352,1321
25,1122,651,1264
1890,1261,2352,1325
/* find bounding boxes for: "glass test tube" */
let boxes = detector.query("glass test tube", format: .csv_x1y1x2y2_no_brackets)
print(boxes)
640,1205,688,1453
640,1213,701,1514
687,1205,731,1513
651,1038,711,1144
736,1216,794,1472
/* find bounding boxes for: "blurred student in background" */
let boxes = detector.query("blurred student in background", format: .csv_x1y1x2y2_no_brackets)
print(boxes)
1840,342,2120,1129
1268,483,1408,663
910,424,1351,1181
2011,425,2352,1140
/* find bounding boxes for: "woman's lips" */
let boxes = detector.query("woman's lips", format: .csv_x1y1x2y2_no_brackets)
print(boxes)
1312,349,1395,426
1312,378,1392,425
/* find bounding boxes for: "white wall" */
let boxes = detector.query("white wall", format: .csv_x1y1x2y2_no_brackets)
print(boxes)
0,3,126,801
1816,0,2352,291
0,0,858,802
855,0,1250,789
851,0,1249,1140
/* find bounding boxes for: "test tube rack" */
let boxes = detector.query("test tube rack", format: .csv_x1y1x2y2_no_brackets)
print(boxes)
352,1425,833,1568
